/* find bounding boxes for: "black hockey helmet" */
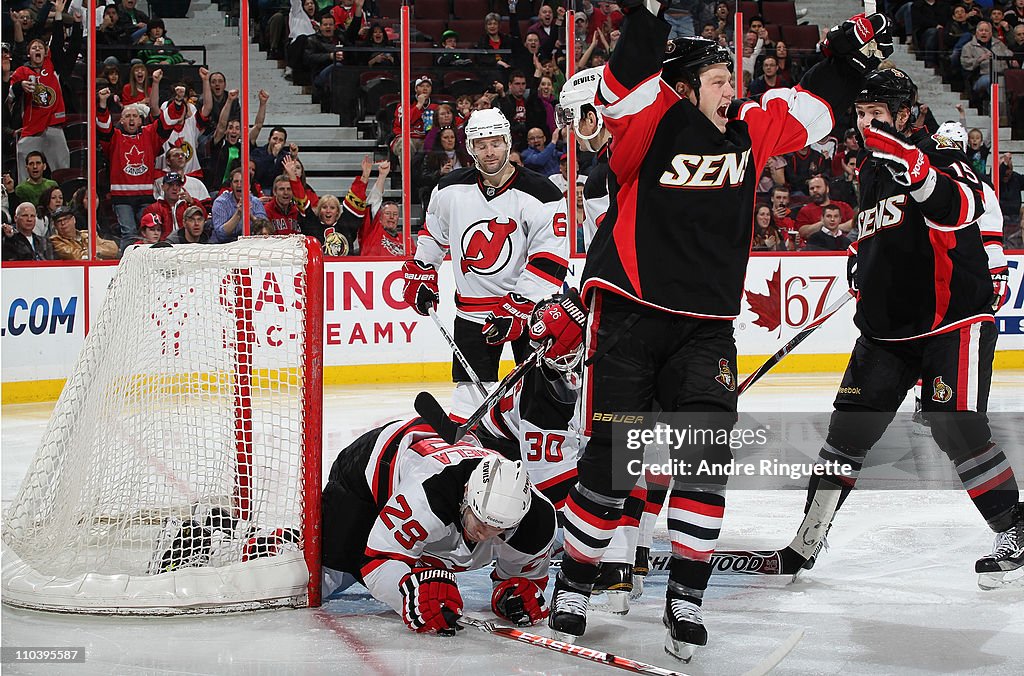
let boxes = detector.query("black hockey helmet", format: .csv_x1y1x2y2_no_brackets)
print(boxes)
855,68,918,122
662,36,733,100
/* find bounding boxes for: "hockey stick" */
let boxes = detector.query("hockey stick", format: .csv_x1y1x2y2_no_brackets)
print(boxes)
428,307,488,398
737,290,854,395
457,615,692,676
414,341,547,444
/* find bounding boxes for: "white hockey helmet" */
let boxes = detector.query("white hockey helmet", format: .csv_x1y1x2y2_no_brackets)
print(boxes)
934,121,968,153
464,456,532,530
465,108,512,176
556,67,605,142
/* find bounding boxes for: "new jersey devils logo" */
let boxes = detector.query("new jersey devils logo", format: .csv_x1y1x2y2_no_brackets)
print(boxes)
460,217,517,275
715,358,736,392
932,376,953,403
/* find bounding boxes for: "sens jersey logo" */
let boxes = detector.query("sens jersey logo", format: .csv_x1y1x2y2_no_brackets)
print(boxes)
857,195,908,238
461,217,517,275
658,150,750,189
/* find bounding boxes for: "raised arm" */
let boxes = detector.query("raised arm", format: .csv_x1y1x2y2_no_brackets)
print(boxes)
249,89,269,145
199,67,213,120
213,89,239,144
149,69,163,118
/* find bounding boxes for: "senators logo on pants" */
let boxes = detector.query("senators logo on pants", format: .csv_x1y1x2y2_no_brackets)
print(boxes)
715,358,736,392
460,218,517,275
931,376,953,403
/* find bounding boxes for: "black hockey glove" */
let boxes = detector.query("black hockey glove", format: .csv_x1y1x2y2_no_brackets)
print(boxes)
399,567,464,635
847,250,859,293
992,267,1009,313
820,13,893,75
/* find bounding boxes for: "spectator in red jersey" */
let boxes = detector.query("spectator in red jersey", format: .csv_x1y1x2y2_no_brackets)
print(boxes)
122,61,151,106
795,176,855,240
97,85,186,251
752,204,793,251
263,157,307,234
142,173,191,240
166,205,210,244
8,0,79,183
803,204,853,251
784,145,827,195
589,0,624,41
353,159,403,257
390,76,438,167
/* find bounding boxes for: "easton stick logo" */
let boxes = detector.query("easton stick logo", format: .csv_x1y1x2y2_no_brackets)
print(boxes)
932,376,953,403
715,358,736,392
460,217,518,275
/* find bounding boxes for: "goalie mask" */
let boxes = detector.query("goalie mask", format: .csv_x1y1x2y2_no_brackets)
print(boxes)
464,456,532,530
465,108,513,177
556,67,605,150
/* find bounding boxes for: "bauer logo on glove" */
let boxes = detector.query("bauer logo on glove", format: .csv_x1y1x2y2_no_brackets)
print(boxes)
482,293,534,345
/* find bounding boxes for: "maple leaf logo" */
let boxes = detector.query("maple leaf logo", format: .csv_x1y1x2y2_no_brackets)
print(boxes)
123,145,149,177
746,264,782,333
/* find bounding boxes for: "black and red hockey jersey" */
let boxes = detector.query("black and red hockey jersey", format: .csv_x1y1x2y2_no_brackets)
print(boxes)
851,129,992,340
582,8,864,318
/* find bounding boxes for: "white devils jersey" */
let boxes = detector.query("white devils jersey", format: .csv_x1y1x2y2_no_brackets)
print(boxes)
416,166,570,322
476,366,580,509
357,419,556,617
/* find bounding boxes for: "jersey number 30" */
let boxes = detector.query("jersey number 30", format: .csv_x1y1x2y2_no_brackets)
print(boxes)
524,432,565,462
380,494,428,549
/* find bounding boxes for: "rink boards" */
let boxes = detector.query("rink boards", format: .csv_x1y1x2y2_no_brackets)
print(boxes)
3,252,1024,403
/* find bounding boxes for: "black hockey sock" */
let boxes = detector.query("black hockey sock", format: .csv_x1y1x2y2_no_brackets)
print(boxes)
954,442,1020,532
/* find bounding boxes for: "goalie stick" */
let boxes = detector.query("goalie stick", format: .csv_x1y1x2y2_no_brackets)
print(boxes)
428,307,488,398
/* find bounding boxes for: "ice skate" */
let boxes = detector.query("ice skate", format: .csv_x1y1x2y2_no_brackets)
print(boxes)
630,546,650,601
590,562,632,615
663,595,707,662
976,505,1024,589
148,517,212,574
547,572,592,641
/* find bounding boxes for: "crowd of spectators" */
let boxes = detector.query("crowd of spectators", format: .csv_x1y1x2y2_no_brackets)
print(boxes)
3,0,1022,261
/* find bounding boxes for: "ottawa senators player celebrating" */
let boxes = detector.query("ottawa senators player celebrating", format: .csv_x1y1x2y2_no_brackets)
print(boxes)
792,69,1023,589
320,423,557,634
545,0,895,661
401,109,569,422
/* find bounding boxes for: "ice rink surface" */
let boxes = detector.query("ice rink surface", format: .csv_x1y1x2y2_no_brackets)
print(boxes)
2,373,1023,675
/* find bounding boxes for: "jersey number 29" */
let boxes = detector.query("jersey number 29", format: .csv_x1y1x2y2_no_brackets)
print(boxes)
380,494,428,549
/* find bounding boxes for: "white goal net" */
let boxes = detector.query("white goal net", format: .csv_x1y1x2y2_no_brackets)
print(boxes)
2,236,323,614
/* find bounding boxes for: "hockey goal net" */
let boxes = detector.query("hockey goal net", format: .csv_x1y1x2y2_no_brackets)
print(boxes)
2,236,323,614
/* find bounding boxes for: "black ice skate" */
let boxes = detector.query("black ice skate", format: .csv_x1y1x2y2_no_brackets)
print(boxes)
148,517,212,574
547,572,592,641
630,546,650,601
590,562,633,615
976,505,1024,589
663,592,707,662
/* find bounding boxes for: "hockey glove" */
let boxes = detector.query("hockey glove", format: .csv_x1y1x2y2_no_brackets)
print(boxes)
992,266,1010,313
482,293,534,346
847,249,859,293
491,577,549,627
820,13,894,75
863,121,932,190
401,259,440,316
528,289,588,371
399,567,464,635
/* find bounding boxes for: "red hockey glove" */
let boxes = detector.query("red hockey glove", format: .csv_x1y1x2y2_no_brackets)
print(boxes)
863,121,932,190
482,293,534,345
399,567,464,635
401,260,440,316
491,577,549,627
820,13,894,74
992,267,1010,313
528,289,587,371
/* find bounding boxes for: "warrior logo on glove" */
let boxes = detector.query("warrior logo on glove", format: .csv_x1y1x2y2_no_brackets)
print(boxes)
528,289,587,373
